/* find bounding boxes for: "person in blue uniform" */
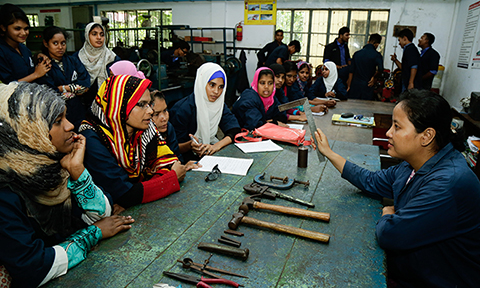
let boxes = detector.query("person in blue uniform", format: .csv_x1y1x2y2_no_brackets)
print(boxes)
290,61,330,113
151,90,183,163
265,40,300,66
170,63,240,162
36,26,91,130
75,22,120,109
314,89,480,287
347,33,384,100
309,61,346,101
0,3,51,84
232,67,288,130
270,63,307,122
417,32,440,90
0,82,134,287
160,40,190,70
323,26,351,84
282,61,301,101
391,28,420,91
257,29,284,68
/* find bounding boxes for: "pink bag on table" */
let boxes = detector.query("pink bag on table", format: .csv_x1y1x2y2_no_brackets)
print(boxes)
254,123,309,146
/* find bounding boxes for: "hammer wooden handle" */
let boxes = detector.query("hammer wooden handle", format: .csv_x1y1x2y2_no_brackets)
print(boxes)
253,201,330,222
241,216,330,243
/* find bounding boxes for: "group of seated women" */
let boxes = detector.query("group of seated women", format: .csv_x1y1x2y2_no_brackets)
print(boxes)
1,3,480,288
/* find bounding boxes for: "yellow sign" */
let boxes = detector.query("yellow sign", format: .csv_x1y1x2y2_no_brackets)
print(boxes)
244,0,276,25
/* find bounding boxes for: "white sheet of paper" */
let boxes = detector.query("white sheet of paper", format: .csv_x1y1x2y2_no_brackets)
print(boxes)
287,124,304,130
312,111,326,116
234,140,283,153
193,155,254,176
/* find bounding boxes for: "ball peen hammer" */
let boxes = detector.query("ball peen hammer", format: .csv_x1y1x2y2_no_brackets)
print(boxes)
228,209,330,243
242,195,330,222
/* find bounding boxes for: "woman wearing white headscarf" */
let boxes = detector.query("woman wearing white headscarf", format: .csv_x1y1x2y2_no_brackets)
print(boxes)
309,61,347,101
170,62,241,162
75,22,120,107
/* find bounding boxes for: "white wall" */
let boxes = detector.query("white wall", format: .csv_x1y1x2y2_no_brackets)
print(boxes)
441,0,480,107
18,0,459,92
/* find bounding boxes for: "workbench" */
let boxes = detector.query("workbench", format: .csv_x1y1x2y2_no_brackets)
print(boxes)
45,100,394,288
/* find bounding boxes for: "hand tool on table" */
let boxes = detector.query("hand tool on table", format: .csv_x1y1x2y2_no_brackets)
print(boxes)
240,194,329,222
218,235,241,247
177,259,222,279
254,173,294,189
163,271,242,288
278,97,325,163
243,183,315,208
228,204,330,243
224,229,244,236
180,257,248,278
198,242,249,261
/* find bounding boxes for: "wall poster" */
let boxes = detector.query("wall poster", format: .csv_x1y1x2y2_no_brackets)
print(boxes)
458,1,480,69
244,0,276,25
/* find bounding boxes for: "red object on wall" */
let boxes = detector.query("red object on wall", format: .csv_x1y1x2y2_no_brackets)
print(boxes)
236,22,243,41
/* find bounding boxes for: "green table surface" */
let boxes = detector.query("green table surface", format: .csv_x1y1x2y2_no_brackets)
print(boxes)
45,138,386,288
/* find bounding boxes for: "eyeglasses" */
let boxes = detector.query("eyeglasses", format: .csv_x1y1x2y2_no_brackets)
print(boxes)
135,101,154,110
205,164,221,182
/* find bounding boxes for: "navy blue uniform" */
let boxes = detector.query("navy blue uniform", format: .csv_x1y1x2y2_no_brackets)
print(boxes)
36,55,91,129
161,49,181,69
400,43,420,90
418,47,440,90
257,41,282,67
169,93,240,162
342,143,480,287
323,39,351,83
0,187,87,287
265,45,288,66
349,44,384,100
291,81,315,100
232,88,287,130
0,38,34,83
275,87,289,104
163,121,183,163
284,85,303,101
309,78,347,100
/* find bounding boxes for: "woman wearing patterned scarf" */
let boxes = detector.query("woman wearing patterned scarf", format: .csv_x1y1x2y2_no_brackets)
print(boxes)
232,67,288,130
0,82,134,287
80,75,194,210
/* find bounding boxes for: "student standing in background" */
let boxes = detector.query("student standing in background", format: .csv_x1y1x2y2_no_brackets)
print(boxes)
390,28,420,91
257,29,284,68
417,32,440,90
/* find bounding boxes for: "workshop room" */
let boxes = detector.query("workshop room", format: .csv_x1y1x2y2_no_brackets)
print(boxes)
2,0,480,287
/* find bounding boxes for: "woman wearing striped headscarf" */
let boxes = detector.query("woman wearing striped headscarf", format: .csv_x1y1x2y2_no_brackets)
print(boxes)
80,75,195,210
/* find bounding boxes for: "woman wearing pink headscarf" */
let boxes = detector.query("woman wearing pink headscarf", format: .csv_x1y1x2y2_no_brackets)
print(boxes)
109,60,145,79
232,67,288,130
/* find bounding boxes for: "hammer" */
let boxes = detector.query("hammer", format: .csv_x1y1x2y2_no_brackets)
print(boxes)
242,195,330,222
228,209,330,243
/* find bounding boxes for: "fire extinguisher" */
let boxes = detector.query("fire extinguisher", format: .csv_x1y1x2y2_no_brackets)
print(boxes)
236,22,243,41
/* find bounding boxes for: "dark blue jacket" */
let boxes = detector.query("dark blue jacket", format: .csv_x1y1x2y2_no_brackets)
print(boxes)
0,186,88,287
401,43,420,89
291,81,315,100
257,41,282,67
323,39,351,67
265,45,288,66
164,121,183,163
36,54,91,129
284,84,303,101
0,38,34,83
418,47,440,90
275,87,289,104
232,88,287,130
349,44,383,100
342,143,480,287
309,78,347,100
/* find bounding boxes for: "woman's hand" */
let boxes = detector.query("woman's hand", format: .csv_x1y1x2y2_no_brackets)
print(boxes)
199,143,221,157
314,128,332,156
325,91,336,98
312,105,328,113
276,121,289,128
185,160,202,171
382,206,395,216
171,161,187,182
93,215,134,239
189,134,205,155
60,134,86,181
34,58,51,78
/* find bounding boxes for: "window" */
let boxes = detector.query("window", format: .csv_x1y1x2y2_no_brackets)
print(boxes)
26,14,39,27
277,9,389,76
102,9,172,48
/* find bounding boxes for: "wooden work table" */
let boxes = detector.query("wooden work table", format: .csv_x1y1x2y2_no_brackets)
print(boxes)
45,100,394,288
